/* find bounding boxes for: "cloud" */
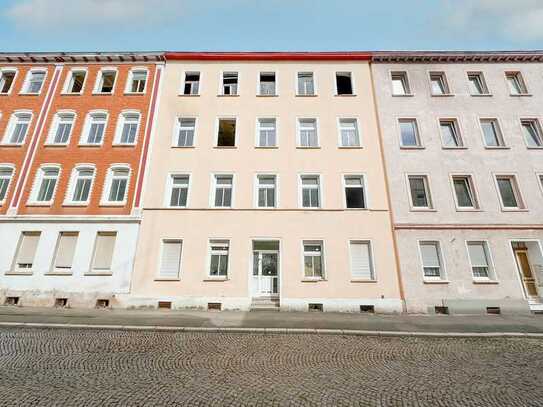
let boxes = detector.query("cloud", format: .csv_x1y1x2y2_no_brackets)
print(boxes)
446,0,543,42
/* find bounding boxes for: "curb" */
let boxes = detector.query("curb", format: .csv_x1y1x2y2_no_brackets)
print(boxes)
1,321,543,338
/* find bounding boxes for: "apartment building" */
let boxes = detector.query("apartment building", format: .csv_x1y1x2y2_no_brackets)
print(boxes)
125,52,403,312
371,51,543,314
0,52,163,308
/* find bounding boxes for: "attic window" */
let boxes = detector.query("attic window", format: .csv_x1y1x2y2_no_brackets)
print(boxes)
336,72,353,95
217,118,236,147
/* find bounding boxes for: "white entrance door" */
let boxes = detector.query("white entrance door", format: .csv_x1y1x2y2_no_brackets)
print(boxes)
252,250,279,296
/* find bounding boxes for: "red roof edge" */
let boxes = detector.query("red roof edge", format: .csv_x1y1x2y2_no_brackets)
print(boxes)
165,52,372,61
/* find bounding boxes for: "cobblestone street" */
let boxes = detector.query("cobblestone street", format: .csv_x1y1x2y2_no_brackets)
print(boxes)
1,328,542,406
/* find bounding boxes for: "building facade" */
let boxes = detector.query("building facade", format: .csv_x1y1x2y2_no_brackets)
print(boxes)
371,51,543,314
124,52,404,312
0,52,163,308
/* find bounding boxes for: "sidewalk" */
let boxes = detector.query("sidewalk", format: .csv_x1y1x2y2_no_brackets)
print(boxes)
1,306,543,336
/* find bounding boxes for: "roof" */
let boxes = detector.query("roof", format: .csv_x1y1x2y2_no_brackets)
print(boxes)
0,52,164,64
164,52,372,61
371,50,543,63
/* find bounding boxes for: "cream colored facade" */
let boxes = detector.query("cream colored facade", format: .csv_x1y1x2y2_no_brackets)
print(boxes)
125,57,403,312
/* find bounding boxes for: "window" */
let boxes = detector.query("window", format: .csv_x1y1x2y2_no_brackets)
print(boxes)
257,118,277,147
91,232,116,272
169,175,189,207
104,167,129,204
81,112,107,145
217,118,236,147
452,175,478,209
301,175,320,208
128,70,147,93
52,232,78,273
159,240,182,279
439,119,463,147
23,70,45,94
540,174,543,192
0,70,16,94
65,70,86,94
398,119,421,147
298,118,318,147
259,72,276,95
297,72,314,95
350,241,374,280
0,166,14,202
213,175,233,207
209,240,229,277
95,70,116,94
175,118,196,147
419,241,443,279
32,166,60,203
391,71,410,95
182,72,200,95
480,119,504,147
3,112,32,145
67,167,94,204
256,175,276,208
13,232,40,272
467,72,488,95
506,72,527,95
339,118,360,147
429,72,450,95
221,72,238,95
344,175,366,208
336,72,353,95
467,241,493,279
521,119,543,148
303,241,324,278
408,175,432,209
48,112,75,145
115,112,140,145
496,175,524,209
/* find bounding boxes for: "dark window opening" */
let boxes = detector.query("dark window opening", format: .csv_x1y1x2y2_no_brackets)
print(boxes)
308,303,323,312
96,299,110,308
158,301,172,310
4,296,19,306
208,302,222,311
222,72,238,95
346,188,365,208
70,72,86,93
184,72,200,95
0,72,16,93
100,72,116,93
435,306,449,315
486,307,501,315
55,298,68,308
336,72,353,95
217,119,236,147
360,305,375,313
259,72,276,95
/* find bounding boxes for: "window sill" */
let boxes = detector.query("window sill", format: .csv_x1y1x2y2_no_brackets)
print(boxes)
423,279,449,284
335,94,357,97
26,202,53,207
213,146,237,149
5,271,33,276
295,94,318,97
431,93,455,97
0,93,13,96
92,92,114,96
171,145,196,149
392,93,414,97
217,94,239,97
255,146,279,149
442,146,468,150
455,207,482,212
344,207,368,211
62,203,89,207
410,208,437,212
0,143,24,147
256,94,278,97
209,206,233,210
112,143,137,148
472,279,499,285
203,277,229,282
99,202,126,207
400,146,425,150
510,93,532,97
44,144,69,148
500,208,529,212
19,92,41,96
154,277,181,281
45,271,73,276
350,279,377,283
470,93,493,97
338,146,363,149
526,146,543,150
178,94,200,97
484,146,510,150
296,146,321,149
124,92,145,96
84,271,113,276
78,144,103,148
301,278,326,283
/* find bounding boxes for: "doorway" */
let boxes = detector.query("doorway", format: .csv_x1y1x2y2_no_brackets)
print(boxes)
252,241,279,297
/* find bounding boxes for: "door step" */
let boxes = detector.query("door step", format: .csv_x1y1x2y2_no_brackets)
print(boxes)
250,297,280,312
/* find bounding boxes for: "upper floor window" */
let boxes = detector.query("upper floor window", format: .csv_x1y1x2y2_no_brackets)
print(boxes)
467,72,489,95
31,166,60,204
22,70,46,94
338,118,360,147
114,111,140,145
182,72,200,95
3,112,32,145
439,119,463,148
257,118,277,147
408,175,432,209
391,71,410,95
94,69,117,94
0,69,16,94
213,174,233,208
429,72,450,95
12,232,40,273
175,118,196,147
467,241,495,280
419,241,444,280
505,71,528,95
217,118,236,147
297,72,315,95
300,175,321,208
452,175,478,209
103,166,129,204
399,119,421,148
127,69,147,93
65,70,86,94
480,119,504,147
335,72,353,95
298,118,318,148
521,119,543,148
47,112,75,145
256,174,276,208
168,174,190,208
259,72,276,96
221,72,238,95
0,166,14,203
495,175,524,210
66,166,95,204
344,175,366,209
81,112,107,145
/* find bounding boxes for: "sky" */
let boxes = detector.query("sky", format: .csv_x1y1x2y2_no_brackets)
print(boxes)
0,0,542,52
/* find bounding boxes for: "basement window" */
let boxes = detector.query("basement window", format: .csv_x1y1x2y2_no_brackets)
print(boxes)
208,302,222,311
360,305,375,313
217,118,236,147
336,72,353,95
434,306,449,315
221,72,238,95
96,299,110,308
55,298,68,308
486,306,501,315
308,303,323,312
158,301,172,310
4,296,19,306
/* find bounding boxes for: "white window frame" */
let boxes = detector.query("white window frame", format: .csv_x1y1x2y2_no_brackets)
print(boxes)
210,173,235,208
406,174,434,211
254,173,278,209
390,71,411,96
79,110,108,146
505,71,528,95
207,239,230,279
0,164,15,204
64,164,96,206
219,71,239,96
398,117,422,148
255,117,278,148
449,174,480,211
334,71,355,96
438,118,464,148
466,71,490,96
348,240,376,281
28,164,61,205
164,172,191,208
93,67,118,95
113,110,141,145
342,173,368,209
156,238,183,280
337,117,361,148
520,118,543,149
493,173,526,211
180,71,201,96
479,117,506,148
2,110,33,145
297,117,319,148
299,173,322,209
417,240,447,281
101,164,131,206
301,239,325,280
296,71,316,96
428,71,451,96
0,68,18,95
62,68,88,95
125,67,148,94
257,71,278,96
46,110,76,146
466,240,496,281
215,117,238,148
172,116,197,148
21,68,47,95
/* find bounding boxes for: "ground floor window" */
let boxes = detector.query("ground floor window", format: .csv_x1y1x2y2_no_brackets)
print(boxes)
303,240,324,278
209,240,229,277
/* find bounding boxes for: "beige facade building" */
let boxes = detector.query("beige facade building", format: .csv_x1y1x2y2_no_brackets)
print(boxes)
125,52,403,312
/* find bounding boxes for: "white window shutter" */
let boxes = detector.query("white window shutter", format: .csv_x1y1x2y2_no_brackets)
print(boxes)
350,242,373,279
421,243,440,268
159,241,182,278
92,233,116,270
54,233,78,269
468,243,488,266
17,233,40,265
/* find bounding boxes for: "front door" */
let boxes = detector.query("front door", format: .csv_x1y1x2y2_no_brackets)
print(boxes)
253,250,278,296
515,249,539,300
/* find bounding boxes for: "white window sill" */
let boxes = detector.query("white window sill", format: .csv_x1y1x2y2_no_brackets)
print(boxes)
178,94,200,97
392,93,414,97
124,92,146,96
62,202,89,207
400,146,425,150
256,94,278,97
5,271,33,276
296,146,321,149
350,279,377,283
99,202,127,207
85,271,113,276
526,146,543,150
338,146,363,149
203,277,229,282
423,279,449,284
472,279,499,285
210,206,233,209
484,146,509,150
455,207,482,212
44,143,69,147
510,93,532,97
335,94,357,97
78,143,103,147
171,145,196,149
1,143,24,147
45,271,73,276
92,92,114,96
410,208,437,212
217,94,239,97
470,93,492,97
431,93,454,97
154,277,181,281
112,143,137,147
165,205,188,209
255,146,279,149
442,146,468,150
19,92,41,96
301,278,326,282
500,208,529,212
295,94,318,97
61,92,83,96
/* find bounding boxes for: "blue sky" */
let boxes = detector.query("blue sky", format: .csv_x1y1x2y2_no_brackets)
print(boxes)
0,0,542,52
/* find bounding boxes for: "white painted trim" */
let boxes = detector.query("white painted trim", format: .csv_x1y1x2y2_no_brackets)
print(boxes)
255,116,279,148
477,116,507,148
0,163,16,205
156,237,184,280
436,116,466,149
163,172,192,208
0,67,19,95
45,110,77,146
405,173,434,211
112,110,141,146
448,173,481,211
124,66,149,95
416,238,448,282
179,70,201,96
214,116,238,148
341,172,369,209
298,173,323,209
1,110,33,145
61,67,88,95
172,115,198,148
295,71,317,96
27,163,62,206
296,117,320,148
300,239,326,280
256,70,278,96
63,164,96,206
464,239,498,282
492,172,527,211
347,239,376,281
92,67,118,95
395,116,423,149
100,164,131,206
253,172,279,209
218,70,240,96
333,70,356,96
79,110,109,146
206,238,231,279
209,172,235,208
20,67,48,95
336,116,362,148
